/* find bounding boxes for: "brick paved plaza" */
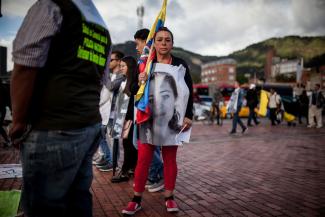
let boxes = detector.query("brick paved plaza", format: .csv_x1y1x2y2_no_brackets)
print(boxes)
1,119,325,216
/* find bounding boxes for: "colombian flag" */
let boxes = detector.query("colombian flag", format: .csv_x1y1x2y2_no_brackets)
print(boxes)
135,0,168,124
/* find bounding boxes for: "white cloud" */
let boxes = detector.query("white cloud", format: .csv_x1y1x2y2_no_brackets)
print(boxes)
1,0,324,70
2,0,36,17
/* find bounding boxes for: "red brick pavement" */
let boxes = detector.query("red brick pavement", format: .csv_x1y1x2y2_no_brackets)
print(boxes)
1,119,325,216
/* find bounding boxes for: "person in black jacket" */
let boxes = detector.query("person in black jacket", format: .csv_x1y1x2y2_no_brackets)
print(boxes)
246,84,260,126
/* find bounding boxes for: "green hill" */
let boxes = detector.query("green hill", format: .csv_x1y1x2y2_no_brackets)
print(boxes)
113,35,325,83
229,35,325,76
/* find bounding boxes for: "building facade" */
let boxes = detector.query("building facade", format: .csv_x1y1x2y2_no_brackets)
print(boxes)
201,58,237,86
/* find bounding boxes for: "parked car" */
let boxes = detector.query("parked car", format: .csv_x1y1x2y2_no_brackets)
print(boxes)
193,95,212,120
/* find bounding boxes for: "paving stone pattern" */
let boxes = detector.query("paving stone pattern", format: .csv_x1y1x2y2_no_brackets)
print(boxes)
1,119,325,216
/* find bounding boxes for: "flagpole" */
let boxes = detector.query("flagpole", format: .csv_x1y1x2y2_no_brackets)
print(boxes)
135,0,168,123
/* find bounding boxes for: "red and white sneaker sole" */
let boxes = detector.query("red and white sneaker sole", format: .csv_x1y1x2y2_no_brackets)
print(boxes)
122,206,142,215
167,207,179,212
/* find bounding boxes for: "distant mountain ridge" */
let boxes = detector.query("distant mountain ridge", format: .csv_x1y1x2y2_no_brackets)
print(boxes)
113,35,325,83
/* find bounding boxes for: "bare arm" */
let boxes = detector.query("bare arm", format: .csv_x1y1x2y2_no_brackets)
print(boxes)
9,63,38,148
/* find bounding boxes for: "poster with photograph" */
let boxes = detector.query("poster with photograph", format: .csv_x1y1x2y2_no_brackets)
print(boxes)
139,63,191,146
110,82,130,139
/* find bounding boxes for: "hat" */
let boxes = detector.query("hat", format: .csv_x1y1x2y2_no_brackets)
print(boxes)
249,84,256,89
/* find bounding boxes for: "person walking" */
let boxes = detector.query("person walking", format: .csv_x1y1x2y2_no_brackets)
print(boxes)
246,83,260,126
299,89,309,125
9,1,111,216
122,27,193,215
133,28,164,192
268,88,282,126
211,88,224,125
228,81,247,134
307,84,324,128
293,83,304,124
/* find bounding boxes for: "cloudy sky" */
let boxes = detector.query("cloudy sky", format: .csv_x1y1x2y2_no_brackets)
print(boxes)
1,0,325,70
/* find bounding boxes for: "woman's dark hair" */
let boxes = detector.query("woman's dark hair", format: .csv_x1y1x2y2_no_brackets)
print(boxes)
150,72,181,131
121,56,137,96
153,26,174,44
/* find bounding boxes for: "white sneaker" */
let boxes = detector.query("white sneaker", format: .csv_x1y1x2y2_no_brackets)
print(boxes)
307,125,315,128
148,179,164,192
316,125,323,129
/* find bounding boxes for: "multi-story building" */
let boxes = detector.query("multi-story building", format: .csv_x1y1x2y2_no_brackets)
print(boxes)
201,58,236,86
271,58,303,80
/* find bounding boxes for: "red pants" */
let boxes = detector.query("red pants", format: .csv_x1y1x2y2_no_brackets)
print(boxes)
134,142,178,193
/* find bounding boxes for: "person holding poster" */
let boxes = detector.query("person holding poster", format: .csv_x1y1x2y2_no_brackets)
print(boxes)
122,27,193,215
111,56,139,183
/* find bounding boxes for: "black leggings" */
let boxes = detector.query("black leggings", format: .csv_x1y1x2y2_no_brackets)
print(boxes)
121,124,138,173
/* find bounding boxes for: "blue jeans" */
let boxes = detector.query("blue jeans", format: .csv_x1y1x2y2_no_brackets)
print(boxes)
231,111,246,132
148,147,164,182
99,125,112,164
20,123,101,217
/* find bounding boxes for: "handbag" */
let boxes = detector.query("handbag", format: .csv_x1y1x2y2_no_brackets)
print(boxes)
122,120,132,139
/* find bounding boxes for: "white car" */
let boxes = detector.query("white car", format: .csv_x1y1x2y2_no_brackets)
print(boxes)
193,95,212,120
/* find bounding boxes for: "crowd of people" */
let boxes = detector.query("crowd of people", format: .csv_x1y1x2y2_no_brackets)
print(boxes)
1,1,324,217
4,1,193,216
206,81,324,133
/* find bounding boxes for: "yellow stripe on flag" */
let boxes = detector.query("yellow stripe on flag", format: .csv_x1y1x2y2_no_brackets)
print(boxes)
135,0,167,101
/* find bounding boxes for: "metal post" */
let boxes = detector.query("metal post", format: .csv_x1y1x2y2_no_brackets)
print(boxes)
112,138,119,176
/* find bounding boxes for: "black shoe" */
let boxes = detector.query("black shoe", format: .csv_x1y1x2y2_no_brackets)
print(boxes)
247,124,253,127
242,127,248,134
111,171,129,183
255,121,260,125
97,163,113,172
128,169,135,177
229,130,236,135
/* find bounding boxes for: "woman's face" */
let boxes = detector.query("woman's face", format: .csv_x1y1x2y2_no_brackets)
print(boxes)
149,74,175,126
154,31,173,56
119,61,128,75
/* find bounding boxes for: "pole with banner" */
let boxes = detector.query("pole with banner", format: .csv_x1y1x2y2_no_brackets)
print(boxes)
135,0,168,124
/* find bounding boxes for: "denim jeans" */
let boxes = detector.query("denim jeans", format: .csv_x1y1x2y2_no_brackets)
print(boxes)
231,111,246,132
98,125,112,164
20,123,101,217
148,146,164,182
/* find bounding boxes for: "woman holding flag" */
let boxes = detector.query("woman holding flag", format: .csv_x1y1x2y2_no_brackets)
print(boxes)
122,27,193,215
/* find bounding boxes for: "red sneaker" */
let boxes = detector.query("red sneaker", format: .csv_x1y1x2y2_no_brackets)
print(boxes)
165,199,179,212
122,202,142,215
